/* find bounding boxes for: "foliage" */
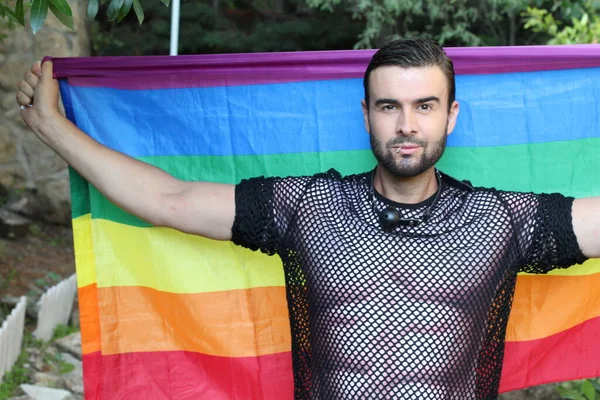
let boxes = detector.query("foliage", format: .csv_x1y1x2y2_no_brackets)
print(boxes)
89,0,363,55
304,0,546,48
0,0,151,34
523,0,600,44
51,323,79,340
556,378,600,400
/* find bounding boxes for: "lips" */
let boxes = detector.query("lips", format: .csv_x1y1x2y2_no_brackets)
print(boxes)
394,145,421,154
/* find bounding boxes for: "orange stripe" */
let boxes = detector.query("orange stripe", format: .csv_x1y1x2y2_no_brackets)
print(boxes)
78,284,101,354
507,272,600,341
95,285,291,357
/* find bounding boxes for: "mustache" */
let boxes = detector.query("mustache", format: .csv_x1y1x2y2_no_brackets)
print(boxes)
387,138,427,147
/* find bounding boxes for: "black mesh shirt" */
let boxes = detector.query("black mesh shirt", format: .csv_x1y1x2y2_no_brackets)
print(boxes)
231,169,587,400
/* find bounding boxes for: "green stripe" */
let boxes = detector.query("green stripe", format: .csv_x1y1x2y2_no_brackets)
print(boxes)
69,167,90,218
71,138,600,223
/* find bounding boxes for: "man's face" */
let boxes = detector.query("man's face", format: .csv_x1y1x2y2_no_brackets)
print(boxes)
362,66,459,178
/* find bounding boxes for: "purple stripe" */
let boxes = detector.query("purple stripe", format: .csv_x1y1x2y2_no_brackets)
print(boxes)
49,44,600,89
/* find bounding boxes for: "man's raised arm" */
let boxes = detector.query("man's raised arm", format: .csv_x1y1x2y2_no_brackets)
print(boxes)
573,198,600,258
16,61,235,241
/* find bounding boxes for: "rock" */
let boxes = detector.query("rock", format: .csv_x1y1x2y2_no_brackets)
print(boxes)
0,208,32,239
1,92,19,111
0,164,27,188
0,28,33,53
7,395,31,400
58,353,83,394
19,384,75,400
33,31,71,60
33,355,45,372
40,180,71,225
0,124,17,163
54,332,82,359
21,131,67,179
34,371,62,388
70,308,80,330
4,190,53,220
0,59,31,91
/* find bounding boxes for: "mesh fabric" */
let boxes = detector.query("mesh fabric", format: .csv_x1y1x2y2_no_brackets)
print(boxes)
232,169,587,399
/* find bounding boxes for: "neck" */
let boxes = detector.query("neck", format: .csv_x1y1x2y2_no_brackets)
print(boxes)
373,165,439,204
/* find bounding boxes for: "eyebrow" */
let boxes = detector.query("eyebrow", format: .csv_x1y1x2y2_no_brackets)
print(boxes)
415,96,441,104
374,96,441,106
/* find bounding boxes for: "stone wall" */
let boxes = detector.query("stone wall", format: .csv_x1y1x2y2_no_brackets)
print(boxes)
0,1,90,224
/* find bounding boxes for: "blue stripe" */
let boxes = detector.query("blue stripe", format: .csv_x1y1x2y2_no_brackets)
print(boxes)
62,67,600,157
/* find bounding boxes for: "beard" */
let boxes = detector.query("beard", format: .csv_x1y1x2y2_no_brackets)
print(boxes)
369,124,448,178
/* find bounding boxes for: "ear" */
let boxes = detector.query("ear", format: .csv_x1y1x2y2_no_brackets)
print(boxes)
446,100,460,135
361,99,371,134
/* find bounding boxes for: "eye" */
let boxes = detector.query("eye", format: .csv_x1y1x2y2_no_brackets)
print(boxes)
381,104,397,111
418,103,433,111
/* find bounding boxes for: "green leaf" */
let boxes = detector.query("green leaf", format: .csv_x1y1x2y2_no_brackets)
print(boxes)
87,0,99,19
30,0,49,34
132,0,143,24
582,380,597,400
0,5,7,19
117,0,133,22
106,0,124,21
49,0,71,16
160,0,170,7
556,386,588,400
15,0,25,25
49,2,74,29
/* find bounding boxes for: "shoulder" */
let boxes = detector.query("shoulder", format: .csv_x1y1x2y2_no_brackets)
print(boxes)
309,168,370,188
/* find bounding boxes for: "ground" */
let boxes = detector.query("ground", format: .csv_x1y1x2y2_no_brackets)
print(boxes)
0,222,75,299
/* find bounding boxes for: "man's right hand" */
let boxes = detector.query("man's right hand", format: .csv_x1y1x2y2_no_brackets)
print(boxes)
17,61,62,137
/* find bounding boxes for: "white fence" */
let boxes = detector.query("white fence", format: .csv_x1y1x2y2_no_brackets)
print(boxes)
0,274,78,383
0,296,27,381
33,274,77,341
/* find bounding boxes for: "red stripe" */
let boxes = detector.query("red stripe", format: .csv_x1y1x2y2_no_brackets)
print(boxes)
83,351,293,400
500,315,600,393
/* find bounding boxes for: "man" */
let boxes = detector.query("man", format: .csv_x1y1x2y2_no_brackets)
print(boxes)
16,39,600,399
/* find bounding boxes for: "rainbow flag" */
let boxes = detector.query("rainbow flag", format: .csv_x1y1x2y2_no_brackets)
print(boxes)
52,45,600,398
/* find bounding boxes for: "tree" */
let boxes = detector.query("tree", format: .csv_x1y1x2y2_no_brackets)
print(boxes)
0,0,149,34
88,0,363,55
523,0,600,44
303,0,597,48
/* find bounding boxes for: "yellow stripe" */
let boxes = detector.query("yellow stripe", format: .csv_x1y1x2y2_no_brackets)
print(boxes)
73,215,285,293
72,214,599,292
73,215,96,287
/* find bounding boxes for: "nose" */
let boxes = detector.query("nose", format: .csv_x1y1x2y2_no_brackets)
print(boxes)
396,109,417,136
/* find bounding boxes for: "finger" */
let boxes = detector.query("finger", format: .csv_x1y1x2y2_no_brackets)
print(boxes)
18,79,35,98
24,69,39,90
31,60,42,77
40,60,55,84
16,91,33,107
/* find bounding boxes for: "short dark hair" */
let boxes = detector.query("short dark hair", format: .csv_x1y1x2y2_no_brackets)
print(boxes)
363,38,456,110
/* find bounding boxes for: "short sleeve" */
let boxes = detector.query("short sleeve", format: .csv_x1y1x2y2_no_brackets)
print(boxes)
503,192,588,273
231,175,312,255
